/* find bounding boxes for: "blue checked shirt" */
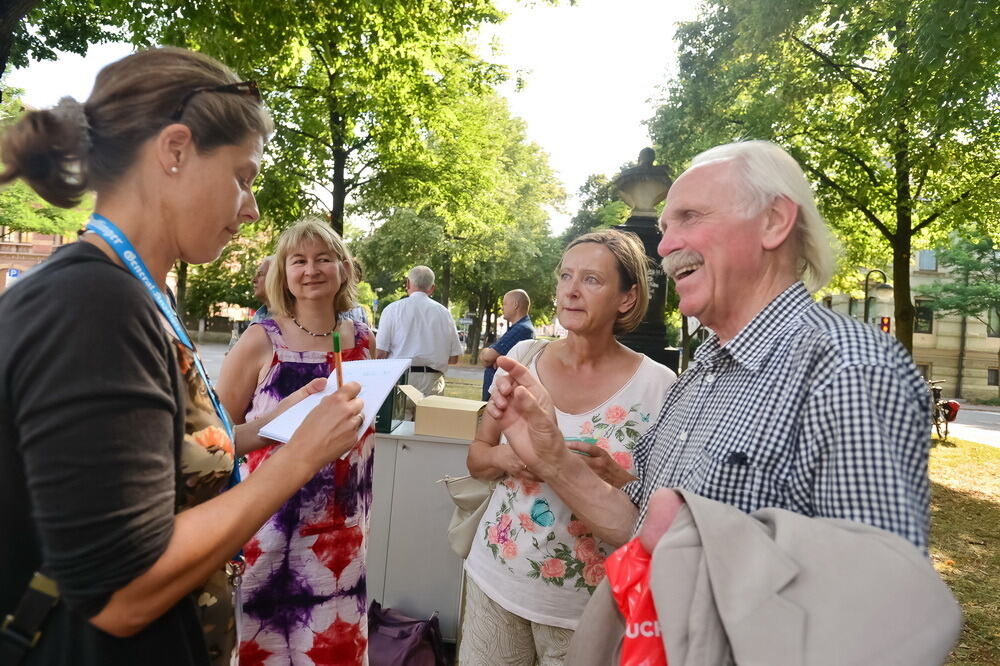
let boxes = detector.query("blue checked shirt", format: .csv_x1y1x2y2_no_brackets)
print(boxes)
622,282,931,551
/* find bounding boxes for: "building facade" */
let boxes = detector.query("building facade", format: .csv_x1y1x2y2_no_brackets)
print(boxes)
0,227,70,290
824,250,1000,402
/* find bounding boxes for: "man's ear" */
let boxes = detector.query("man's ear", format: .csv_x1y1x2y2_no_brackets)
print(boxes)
155,123,195,175
761,196,799,251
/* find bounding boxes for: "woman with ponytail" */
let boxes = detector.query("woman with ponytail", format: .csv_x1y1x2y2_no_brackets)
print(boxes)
0,48,366,666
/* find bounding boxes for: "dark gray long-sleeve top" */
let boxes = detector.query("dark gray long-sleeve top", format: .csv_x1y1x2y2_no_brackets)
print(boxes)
0,241,207,665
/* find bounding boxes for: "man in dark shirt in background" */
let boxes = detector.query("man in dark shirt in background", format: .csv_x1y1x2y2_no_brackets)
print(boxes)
480,289,535,400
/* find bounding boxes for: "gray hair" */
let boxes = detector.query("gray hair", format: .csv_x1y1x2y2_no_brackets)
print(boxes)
689,140,835,293
408,265,435,291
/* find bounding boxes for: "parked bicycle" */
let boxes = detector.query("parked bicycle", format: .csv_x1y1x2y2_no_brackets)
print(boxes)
928,380,960,440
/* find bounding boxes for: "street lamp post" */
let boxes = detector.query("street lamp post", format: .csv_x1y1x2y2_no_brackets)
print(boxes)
613,148,675,370
863,269,888,325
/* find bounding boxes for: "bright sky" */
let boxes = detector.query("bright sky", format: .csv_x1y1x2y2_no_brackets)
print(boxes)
4,0,701,234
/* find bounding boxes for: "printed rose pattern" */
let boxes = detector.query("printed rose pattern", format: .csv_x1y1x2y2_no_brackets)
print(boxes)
591,402,647,452
480,402,654,594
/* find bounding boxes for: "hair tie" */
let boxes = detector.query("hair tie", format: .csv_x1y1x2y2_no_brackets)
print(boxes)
52,96,92,156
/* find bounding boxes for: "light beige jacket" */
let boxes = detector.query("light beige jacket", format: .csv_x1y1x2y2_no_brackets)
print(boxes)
567,490,962,665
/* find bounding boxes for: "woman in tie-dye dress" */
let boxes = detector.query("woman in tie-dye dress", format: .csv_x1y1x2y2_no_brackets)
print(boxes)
219,219,376,665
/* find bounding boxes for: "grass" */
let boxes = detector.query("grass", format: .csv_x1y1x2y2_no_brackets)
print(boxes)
929,436,1000,665
963,397,1000,407
443,375,486,401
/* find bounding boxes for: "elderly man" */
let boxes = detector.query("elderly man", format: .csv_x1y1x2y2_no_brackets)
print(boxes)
376,265,463,396
479,289,535,400
249,255,272,323
490,140,930,553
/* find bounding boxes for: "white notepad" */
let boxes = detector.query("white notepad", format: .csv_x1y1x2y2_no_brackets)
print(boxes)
258,358,412,443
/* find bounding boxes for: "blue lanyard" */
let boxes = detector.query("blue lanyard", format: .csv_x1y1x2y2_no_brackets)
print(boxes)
86,214,240,486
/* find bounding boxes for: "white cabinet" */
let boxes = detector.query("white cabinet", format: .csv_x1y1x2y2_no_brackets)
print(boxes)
369,423,471,642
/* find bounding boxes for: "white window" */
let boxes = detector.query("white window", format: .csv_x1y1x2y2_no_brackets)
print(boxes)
917,250,937,271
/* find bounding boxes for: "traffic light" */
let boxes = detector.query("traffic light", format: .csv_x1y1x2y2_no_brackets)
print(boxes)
879,316,891,333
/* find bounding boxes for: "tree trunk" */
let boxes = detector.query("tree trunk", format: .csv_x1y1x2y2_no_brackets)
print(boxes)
892,237,914,354
485,299,494,348
887,20,916,355
326,67,346,236
0,0,40,93
440,257,451,306
176,260,188,321
330,133,346,236
956,315,967,399
892,125,915,355
470,286,488,358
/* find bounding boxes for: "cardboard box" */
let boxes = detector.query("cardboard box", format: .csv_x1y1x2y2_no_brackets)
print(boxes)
398,385,486,440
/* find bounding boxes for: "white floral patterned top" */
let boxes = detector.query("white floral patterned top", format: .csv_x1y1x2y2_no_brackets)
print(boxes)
464,340,676,629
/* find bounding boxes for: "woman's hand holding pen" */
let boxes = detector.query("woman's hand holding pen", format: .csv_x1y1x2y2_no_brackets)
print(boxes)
289,381,364,466
569,442,637,489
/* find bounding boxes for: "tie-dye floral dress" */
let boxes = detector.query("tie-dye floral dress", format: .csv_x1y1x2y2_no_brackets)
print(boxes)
237,319,375,666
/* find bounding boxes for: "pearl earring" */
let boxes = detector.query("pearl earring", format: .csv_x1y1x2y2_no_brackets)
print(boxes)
170,166,179,174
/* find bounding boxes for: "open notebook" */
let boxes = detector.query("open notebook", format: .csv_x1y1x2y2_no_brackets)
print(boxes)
259,358,412,443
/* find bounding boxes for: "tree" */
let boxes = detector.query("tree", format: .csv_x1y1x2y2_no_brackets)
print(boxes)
183,224,272,321
353,92,564,352
560,174,628,243
7,1,510,234
152,0,507,235
0,0,158,92
649,0,1000,353
0,87,88,235
916,235,1000,398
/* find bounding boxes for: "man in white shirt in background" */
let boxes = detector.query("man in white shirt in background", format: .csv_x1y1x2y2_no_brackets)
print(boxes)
376,265,463,396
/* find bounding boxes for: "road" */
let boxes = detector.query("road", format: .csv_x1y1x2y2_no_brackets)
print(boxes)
200,342,999,448
949,405,1000,448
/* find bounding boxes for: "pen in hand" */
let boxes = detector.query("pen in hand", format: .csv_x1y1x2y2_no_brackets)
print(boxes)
333,331,344,390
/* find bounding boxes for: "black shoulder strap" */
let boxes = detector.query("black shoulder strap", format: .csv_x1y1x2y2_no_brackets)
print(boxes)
0,571,59,666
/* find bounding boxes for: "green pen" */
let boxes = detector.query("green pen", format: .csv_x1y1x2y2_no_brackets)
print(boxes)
332,331,343,389
565,436,598,456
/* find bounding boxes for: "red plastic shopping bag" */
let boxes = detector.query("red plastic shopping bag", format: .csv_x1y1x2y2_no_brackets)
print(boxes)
604,537,667,666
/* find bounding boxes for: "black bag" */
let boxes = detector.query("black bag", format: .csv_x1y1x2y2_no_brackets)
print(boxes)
368,600,446,666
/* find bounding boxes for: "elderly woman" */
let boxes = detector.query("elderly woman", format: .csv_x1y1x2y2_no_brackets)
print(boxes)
0,49,363,666
461,229,677,665
218,218,376,665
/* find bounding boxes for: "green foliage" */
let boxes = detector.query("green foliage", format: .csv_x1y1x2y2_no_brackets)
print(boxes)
915,236,1000,327
184,224,272,320
0,181,87,236
12,1,512,234
916,234,1000,399
148,0,508,234
561,174,629,243
0,87,88,235
649,0,1000,352
354,92,564,324
5,1,133,76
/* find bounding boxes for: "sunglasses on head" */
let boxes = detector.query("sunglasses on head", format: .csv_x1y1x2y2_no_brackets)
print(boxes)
170,80,262,121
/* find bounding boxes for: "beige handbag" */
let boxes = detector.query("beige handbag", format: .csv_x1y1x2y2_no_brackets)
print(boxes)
441,338,549,558
442,474,497,558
